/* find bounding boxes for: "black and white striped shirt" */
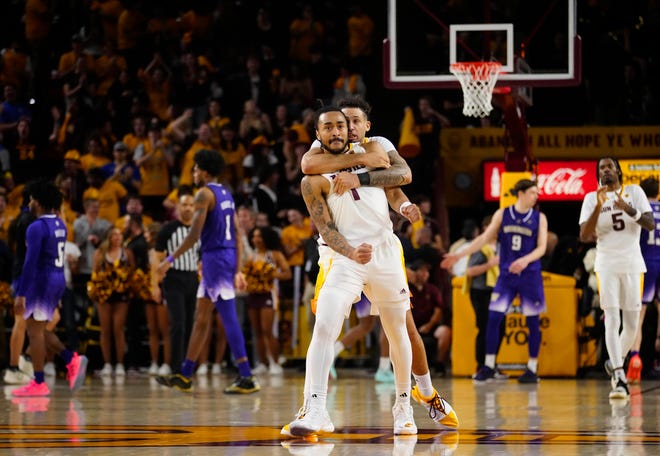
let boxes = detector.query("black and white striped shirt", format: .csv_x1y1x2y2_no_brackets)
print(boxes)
156,220,199,272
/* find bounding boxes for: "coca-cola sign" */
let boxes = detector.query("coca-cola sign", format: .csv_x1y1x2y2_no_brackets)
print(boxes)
483,161,599,201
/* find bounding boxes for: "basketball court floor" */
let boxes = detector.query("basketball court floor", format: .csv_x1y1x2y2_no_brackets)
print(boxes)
1,368,658,455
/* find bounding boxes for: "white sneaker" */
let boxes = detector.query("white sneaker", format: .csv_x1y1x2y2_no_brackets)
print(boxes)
100,363,113,377
253,363,268,375
148,363,159,376
44,362,56,377
393,401,417,435
211,363,222,375
269,363,283,375
278,355,287,365
196,363,209,376
3,369,32,384
287,398,334,437
281,404,308,437
157,364,171,376
19,355,34,378
114,364,126,377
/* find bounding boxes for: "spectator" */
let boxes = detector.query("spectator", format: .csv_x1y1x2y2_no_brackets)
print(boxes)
101,141,141,195
288,4,324,64
206,98,231,148
178,123,217,187
238,99,273,143
56,149,88,213
217,123,247,194
133,119,174,219
84,167,127,224
407,260,451,375
242,135,278,191
114,194,153,232
249,165,281,227
0,84,31,132
80,136,111,173
95,41,127,99
122,116,148,156
138,53,172,122
7,117,38,184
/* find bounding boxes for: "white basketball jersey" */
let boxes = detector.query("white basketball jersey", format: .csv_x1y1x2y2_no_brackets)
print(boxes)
320,143,393,246
579,184,652,273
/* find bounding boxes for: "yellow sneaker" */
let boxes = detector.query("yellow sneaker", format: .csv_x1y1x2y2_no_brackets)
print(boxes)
411,386,459,428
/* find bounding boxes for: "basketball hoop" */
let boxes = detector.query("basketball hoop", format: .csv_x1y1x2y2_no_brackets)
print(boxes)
450,61,502,118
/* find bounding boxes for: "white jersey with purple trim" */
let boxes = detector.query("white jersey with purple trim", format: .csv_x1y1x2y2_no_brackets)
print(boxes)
320,143,392,246
313,137,395,248
579,184,652,273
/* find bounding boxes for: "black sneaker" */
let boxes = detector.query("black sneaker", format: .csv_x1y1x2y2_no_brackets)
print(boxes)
156,374,193,392
224,375,260,394
517,369,539,383
472,366,496,382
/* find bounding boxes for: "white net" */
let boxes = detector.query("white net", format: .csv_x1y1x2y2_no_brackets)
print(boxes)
450,62,502,118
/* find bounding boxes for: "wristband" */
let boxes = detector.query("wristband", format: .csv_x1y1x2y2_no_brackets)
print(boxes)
631,210,641,222
358,172,370,186
166,255,175,264
399,201,412,215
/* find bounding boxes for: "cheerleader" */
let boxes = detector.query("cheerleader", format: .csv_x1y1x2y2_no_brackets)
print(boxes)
242,226,291,375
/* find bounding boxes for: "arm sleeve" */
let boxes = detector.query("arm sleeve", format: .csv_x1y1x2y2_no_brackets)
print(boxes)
15,222,45,297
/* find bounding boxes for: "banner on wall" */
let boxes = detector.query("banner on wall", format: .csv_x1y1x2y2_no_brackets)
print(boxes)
619,159,660,188
483,161,599,202
442,126,660,206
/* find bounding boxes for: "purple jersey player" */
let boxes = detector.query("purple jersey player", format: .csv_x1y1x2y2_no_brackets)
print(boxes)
12,180,88,398
155,149,259,394
442,179,548,383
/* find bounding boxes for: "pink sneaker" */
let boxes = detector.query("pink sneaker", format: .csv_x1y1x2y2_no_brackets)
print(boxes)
12,380,50,397
66,353,89,391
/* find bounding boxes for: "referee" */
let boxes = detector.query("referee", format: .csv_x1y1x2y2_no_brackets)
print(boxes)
155,191,200,372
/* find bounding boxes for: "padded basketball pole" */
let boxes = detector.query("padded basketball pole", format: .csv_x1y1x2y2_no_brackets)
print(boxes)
495,92,536,173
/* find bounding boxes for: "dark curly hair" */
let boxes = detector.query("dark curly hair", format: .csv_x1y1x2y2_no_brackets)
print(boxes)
28,179,62,212
194,149,225,177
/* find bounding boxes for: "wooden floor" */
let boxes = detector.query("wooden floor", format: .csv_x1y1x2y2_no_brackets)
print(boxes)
1,368,659,455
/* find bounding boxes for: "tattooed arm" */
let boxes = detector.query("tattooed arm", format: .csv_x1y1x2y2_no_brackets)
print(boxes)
158,186,212,274
300,145,391,174
364,143,412,187
333,143,412,194
301,175,372,264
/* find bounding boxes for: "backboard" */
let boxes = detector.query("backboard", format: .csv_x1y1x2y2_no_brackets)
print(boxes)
384,0,581,89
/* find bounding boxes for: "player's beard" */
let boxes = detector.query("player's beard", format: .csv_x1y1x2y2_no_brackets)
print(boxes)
322,136,349,155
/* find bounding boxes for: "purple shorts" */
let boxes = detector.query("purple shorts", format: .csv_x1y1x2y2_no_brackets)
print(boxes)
355,293,371,319
642,260,660,304
197,249,237,304
490,270,546,316
21,273,66,322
